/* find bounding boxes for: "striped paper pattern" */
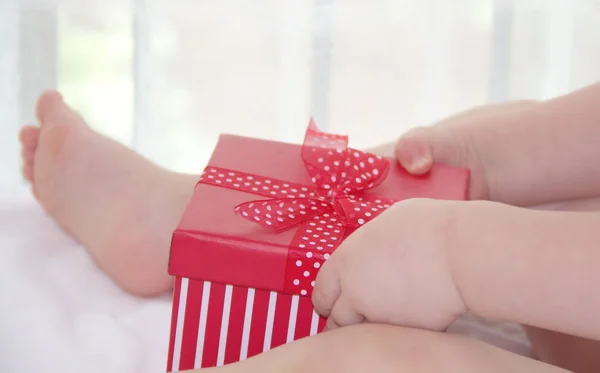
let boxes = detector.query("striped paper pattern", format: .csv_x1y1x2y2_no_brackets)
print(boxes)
167,276,326,371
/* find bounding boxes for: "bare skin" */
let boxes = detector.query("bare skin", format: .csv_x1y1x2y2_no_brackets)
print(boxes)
19,90,198,296
198,324,567,373
368,83,600,373
18,89,600,371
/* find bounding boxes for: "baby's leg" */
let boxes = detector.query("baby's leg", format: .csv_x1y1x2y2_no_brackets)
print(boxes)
205,324,567,373
19,90,199,296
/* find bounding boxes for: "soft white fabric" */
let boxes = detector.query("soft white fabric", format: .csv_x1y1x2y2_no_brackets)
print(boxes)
0,187,173,373
0,186,532,373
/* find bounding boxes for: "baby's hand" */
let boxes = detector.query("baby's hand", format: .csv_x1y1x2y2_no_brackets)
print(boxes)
312,198,467,332
393,100,536,201
311,101,537,331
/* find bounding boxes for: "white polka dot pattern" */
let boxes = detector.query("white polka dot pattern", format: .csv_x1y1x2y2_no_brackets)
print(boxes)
285,214,345,296
233,198,332,232
198,167,316,200
197,120,399,297
302,125,390,197
336,197,396,228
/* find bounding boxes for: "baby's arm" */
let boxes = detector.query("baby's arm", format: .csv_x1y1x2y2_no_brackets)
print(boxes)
467,82,600,206
452,201,600,341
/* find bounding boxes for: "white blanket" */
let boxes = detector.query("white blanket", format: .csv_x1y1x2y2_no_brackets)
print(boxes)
0,187,173,373
0,186,531,373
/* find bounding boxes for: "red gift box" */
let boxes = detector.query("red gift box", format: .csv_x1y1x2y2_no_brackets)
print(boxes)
166,121,469,371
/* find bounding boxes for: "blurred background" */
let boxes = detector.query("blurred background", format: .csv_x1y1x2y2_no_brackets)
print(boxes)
2,0,599,195
1,1,600,372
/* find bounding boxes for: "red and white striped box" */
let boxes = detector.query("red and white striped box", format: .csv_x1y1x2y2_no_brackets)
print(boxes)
165,122,469,371
166,279,326,371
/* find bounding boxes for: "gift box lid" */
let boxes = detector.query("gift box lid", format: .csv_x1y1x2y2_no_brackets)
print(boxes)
168,123,470,297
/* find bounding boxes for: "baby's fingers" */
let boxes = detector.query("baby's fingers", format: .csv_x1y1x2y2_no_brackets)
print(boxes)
312,259,342,319
395,127,434,175
323,296,365,331
313,259,364,331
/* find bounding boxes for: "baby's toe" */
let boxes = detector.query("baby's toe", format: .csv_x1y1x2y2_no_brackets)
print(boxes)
22,163,34,182
20,126,40,175
35,90,64,124
19,126,41,151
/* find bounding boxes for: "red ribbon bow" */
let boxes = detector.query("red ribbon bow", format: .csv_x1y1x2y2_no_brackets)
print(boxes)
199,119,398,297
234,119,396,231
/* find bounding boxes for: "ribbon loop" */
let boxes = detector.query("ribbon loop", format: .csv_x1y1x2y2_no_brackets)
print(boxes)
301,119,349,194
335,148,390,195
301,118,390,197
234,198,333,232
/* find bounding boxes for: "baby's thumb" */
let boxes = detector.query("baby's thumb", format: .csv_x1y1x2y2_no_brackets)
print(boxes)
395,126,463,175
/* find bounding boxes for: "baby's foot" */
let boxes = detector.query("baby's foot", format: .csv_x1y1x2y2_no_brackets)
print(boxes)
394,100,537,200
19,91,199,296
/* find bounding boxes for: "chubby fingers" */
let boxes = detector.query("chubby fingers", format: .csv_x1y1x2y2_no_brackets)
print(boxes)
395,127,434,175
323,296,365,331
311,255,341,320
312,249,365,331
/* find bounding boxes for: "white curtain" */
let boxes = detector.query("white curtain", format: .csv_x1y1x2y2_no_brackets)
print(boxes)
2,0,600,194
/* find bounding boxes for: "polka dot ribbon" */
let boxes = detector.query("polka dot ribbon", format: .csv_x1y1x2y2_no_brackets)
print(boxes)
198,119,398,297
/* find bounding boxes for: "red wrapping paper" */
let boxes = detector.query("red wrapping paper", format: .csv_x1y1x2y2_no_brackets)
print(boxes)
166,122,470,371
